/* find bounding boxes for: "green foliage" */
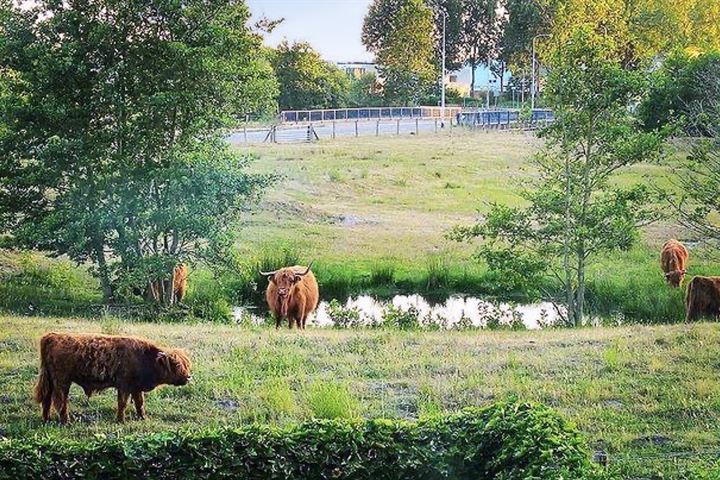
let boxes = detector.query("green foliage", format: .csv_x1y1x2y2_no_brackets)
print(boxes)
383,304,422,330
453,29,666,326
640,51,720,134
271,41,351,110
305,381,360,419
0,401,595,479
347,73,384,108
363,0,438,105
0,0,276,305
327,299,364,329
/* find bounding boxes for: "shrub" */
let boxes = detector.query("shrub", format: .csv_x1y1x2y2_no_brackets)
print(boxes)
326,299,363,329
383,304,422,330
0,401,595,479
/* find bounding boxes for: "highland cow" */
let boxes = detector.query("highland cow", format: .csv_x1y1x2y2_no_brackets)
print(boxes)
261,264,319,329
661,239,689,288
685,276,720,322
34,332,191,423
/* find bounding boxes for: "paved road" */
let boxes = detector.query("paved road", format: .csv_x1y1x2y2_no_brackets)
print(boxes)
227,118,458,145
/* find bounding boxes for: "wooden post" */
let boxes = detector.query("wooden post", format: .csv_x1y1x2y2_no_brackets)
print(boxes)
376,119,380,136
396,119,400,135
355,120,359,137
332,121,336,139
434,119,438,133
415,118,419,135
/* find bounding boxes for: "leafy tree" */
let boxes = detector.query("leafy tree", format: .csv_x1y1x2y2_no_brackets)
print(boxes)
665,61,720,249
363,0,438,105
640,51,720,134
347,72,384,107
459,0,503,96
0,0,277,304
451,29,665,326
499,0,552,72
271,41,351,110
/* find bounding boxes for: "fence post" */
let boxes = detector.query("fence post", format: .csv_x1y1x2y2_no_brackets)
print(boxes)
355,120,359,137
332,121,336,139
396,119,400,135
376,119,380,136
243,125,247,143
415,118,419,135
434,119,438,133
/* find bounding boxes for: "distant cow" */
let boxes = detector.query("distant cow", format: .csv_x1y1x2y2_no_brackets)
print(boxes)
685,276,720,322
135,264,189,303
661,240,689,288
35,332,191,423
261,264,319,329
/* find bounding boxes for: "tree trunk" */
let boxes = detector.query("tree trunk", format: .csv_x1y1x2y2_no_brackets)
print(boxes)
563,154,574,326
470,60,477,98
576,250,586,327
94,241,114,303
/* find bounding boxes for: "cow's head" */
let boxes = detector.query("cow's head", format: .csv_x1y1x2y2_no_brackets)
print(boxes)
156,349,192,386
260,263,313,316
665,269,687,288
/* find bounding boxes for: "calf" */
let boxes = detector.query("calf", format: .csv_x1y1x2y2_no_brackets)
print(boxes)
34,332,191,423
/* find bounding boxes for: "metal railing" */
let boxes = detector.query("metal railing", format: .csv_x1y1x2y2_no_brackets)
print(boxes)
280,106,463,123
458,108,554,127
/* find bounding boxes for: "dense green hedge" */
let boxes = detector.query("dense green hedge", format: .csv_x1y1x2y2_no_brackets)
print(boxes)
0,401,596,480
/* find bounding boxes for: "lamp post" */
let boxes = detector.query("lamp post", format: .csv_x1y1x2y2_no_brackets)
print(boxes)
440,9,447,127
531,33,551,111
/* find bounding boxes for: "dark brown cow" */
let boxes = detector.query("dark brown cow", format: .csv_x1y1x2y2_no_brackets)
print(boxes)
685,276,720,322
261,264,319,329
34,332,191,423
661,239,689,288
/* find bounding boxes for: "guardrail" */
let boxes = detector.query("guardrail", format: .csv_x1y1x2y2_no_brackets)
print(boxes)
280,106,463,123
458,108,554,127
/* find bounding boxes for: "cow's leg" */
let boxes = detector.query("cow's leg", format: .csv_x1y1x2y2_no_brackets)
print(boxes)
117,391,130,423
275,315,282,329
132,392,146,420
52,381,70,424
41,382,54,422
288,316,295,329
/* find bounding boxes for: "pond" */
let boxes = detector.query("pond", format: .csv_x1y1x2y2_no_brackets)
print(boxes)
234,294,571,330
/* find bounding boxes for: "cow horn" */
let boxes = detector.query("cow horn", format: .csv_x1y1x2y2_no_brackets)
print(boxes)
296,261,314,277
259,269,278,276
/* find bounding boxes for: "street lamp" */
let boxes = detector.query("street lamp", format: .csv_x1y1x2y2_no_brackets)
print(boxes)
531,33,551,111
440,9,447,127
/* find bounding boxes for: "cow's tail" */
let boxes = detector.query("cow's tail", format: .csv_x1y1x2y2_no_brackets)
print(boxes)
34,335,53,404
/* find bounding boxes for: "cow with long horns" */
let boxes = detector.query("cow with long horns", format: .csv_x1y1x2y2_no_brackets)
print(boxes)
260,263,319,329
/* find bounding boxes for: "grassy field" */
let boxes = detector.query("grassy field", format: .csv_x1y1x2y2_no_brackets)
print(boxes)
2,315,720,478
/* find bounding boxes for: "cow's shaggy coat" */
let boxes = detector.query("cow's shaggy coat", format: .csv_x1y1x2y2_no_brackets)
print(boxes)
34,332,191,423
661,239,689,288
686,276,720,322
263,265,319,329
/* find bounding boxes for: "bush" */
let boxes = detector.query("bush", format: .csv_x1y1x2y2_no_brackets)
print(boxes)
383,304,422,330
0,401,595,480
326,299,363,329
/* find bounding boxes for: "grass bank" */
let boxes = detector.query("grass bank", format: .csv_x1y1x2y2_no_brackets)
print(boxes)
1,315,720,478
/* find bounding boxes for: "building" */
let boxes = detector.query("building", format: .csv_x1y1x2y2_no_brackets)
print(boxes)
336,61,378,78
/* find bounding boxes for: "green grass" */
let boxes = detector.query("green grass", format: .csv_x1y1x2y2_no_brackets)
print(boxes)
2,315,720,478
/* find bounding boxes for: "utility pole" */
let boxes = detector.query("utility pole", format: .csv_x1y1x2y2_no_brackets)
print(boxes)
440,9,447,127
531,34,551,110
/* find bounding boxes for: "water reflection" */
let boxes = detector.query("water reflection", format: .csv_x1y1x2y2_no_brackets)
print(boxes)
234,294,568,330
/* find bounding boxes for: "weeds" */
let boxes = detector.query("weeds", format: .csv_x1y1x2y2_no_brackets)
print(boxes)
305,381,359,419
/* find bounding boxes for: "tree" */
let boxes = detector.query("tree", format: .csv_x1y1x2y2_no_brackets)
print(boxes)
459,0,503,96
499,0,552,73
640,51,720,135
451,29,665,326
665,61,720,249
347,72,384,107
0,0,277,304
271,41,351,111
363,0,438,105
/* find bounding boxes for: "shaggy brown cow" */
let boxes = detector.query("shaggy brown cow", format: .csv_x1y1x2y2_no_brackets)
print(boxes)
261,264,319,329
685,276,720,322
661,239,689,288
34,332,191,423
137,264,189,303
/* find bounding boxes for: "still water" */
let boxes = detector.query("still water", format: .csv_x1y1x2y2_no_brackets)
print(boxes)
234,294,569,329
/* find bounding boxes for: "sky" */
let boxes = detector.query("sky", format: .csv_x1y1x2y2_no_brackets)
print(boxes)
246,0,374,62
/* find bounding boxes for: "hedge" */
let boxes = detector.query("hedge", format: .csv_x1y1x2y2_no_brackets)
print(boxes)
0,401,597,480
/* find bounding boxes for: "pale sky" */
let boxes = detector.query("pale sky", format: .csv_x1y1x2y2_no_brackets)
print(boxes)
246,0,374,62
